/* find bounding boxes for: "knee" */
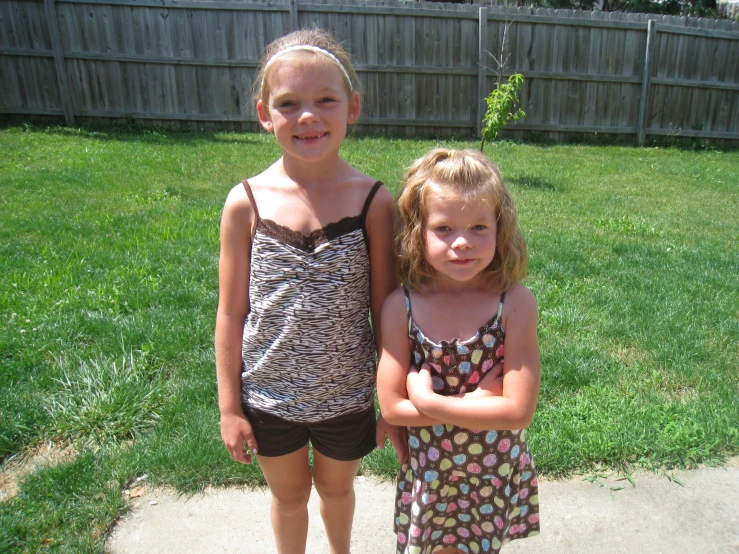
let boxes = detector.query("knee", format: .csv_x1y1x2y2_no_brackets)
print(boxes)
313,477,354,505
271,483,311,515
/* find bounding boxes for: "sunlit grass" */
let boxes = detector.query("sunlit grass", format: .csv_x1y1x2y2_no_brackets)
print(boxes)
1,124,737,551
46,349,166,446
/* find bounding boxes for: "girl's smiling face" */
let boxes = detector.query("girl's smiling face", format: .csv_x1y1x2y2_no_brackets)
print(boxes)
423,183,498,289
257,54,360,166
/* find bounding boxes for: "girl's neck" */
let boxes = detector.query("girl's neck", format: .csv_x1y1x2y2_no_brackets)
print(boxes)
423,275,490,296
279,153,347,187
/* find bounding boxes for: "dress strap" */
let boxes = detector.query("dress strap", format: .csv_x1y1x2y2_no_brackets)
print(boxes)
360,181,383,221
241,180,260,237
360,181,384,251
402,285,414,335
241,180,261,221
494,291,507,327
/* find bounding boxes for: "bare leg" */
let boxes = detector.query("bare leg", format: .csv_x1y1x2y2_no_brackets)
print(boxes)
312,449,362,554
257,445,312,554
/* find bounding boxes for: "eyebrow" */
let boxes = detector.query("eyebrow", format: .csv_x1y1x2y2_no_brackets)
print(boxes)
271,84,343,97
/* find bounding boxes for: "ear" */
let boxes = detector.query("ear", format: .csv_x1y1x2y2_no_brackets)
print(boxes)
347,91,361,125
257,99,274,133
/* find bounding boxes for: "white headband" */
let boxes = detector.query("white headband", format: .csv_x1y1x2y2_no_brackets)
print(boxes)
262,45,354,93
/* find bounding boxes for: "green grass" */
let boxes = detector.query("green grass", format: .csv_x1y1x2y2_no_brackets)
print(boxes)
1,124,737,551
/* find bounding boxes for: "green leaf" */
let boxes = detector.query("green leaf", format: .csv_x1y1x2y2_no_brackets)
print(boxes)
480,73,526,150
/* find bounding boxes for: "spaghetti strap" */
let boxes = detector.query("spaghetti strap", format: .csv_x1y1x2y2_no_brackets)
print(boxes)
402,285,414,335
241,180,261,238
360,181,384,251
241,180,261,221
494,291,507,327
360,181,383,221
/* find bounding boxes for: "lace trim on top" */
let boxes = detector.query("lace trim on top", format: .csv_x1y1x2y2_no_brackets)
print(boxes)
403,285,506,351
257,215,363,253
241,180,382,253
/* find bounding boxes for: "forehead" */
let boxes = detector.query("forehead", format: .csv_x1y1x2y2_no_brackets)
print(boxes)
424,189,495,221
424,182,495,214
265,53,349,96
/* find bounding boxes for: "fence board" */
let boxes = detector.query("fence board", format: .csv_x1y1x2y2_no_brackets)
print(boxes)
2,0,738,141
0,3,12,48
694,25,711,131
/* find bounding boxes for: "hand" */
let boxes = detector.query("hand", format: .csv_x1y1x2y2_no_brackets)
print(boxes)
220,412,258,464
406,363,434,404
465,362,504,398
376,412,409,464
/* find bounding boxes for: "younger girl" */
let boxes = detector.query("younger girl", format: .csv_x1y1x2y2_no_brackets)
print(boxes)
377,148,541,554
215,29,405,554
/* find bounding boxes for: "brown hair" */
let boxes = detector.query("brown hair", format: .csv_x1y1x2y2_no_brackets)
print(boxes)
253,29,360,105
396,148,527,292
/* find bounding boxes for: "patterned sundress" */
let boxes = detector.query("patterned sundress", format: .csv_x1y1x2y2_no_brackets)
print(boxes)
394,287,540,554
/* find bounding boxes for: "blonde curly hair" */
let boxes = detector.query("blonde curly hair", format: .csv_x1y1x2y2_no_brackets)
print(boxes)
397,148,527,292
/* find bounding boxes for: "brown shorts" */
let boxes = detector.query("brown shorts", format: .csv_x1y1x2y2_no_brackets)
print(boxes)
242,405,377,461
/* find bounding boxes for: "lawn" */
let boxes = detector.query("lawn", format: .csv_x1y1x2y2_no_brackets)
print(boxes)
0,124,737,552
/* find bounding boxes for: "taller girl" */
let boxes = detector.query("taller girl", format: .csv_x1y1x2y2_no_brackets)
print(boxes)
215,29,405,554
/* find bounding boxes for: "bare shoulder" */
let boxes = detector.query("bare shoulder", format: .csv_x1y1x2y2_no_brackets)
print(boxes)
502,284,538,326
224,181,247,205
382,287,408,318
342,164,388,198
368,180,393,202
343,167,387,196
221,182,255,231
366,182,394,215
364,181,394,244
245,162,281,190
341,161,376,186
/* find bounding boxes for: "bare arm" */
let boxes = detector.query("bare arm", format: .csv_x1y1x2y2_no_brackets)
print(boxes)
365,184,397,353
366,185,408,462
376,290,445,427
215,184,258,463
406,285,541,430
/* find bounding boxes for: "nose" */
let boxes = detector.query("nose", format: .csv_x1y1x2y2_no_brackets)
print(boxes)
298,107,319,124
451,233,472,249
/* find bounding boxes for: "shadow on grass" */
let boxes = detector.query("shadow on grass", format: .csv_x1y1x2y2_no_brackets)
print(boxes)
508,175,557,191
0,120,266,147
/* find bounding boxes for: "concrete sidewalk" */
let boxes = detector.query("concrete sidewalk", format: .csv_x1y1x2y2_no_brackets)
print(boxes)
106,459,739,554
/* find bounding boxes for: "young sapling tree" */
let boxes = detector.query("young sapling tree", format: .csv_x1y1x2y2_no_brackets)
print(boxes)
480,19,525,152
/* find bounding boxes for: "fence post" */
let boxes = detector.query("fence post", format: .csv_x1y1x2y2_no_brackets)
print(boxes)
477,7,489,138
637,19,656,146
289,0,299,32
44,0,75,126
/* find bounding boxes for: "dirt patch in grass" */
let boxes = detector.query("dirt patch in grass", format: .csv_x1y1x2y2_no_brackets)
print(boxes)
0,441,76,501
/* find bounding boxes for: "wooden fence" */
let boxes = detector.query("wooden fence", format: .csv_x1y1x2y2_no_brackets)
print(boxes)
1,0,738,142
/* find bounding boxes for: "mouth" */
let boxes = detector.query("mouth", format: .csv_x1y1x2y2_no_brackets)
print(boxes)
449,259,475,265
295,132,328,141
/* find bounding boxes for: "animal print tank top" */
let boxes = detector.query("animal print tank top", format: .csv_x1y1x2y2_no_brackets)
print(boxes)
240,181,382,423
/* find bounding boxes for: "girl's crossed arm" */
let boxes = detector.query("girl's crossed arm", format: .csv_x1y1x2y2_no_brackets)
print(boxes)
377,290,508,428
406,285,541,431
377,289,444,428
